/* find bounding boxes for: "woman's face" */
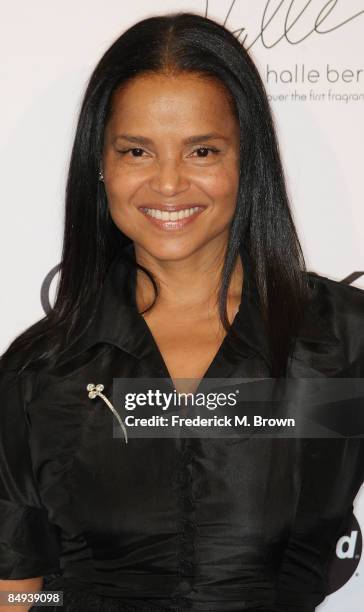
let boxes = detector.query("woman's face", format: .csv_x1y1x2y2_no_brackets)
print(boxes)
102,72,240,261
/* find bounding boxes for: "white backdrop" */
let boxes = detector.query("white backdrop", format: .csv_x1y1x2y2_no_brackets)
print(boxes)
1,1,363,609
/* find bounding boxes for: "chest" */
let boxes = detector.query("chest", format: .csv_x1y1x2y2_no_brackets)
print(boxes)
29,345,350,571
141,314,227,391
140,302,240,391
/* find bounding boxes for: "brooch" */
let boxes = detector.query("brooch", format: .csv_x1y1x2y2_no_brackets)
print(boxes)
87,383,128,444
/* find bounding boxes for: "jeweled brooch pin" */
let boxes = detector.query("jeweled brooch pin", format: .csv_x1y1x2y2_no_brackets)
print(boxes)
87,383,128,444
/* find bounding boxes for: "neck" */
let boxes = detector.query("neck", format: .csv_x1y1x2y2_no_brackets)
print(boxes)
133,239,244,314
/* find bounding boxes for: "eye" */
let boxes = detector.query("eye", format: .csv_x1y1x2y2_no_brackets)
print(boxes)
116,146,220,159
190,147,220,158
117,147,149,158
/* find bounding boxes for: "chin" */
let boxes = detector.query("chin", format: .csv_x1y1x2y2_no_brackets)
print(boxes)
134,239,203,262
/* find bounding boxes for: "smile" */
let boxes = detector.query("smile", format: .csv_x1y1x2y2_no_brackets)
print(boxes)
143,206,201,220
139,206,205,230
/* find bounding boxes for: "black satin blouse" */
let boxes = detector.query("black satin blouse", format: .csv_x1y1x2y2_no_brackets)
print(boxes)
0,243,363,612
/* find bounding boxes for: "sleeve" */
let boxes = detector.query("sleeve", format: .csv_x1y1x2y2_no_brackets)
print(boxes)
275,279,364,610
272,437,364,610
0,367,61,579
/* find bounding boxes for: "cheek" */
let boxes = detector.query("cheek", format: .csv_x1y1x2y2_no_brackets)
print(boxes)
104,173,142,238
200,167,239,212
104,170,140,209
104,160,239,218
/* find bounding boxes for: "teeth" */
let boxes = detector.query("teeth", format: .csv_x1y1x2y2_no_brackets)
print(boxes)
143,207,200,221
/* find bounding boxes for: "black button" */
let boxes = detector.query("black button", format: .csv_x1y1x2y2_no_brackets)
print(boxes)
179,579,191,593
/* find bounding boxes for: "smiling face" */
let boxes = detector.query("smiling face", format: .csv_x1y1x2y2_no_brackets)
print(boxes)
102,71,240,262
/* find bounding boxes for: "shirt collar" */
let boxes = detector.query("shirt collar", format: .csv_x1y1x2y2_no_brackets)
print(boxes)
56,242,273,370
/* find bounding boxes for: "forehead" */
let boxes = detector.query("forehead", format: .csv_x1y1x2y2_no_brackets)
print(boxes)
106,72,237,132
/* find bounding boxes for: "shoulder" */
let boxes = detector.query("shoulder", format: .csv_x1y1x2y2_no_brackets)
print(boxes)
306,270,364,329
0,312,72,381
0,362,40,412
292,271,364,375
0,335,48,404
308,268,364,303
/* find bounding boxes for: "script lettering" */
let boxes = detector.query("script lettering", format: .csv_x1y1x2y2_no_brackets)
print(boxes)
204,0,364,49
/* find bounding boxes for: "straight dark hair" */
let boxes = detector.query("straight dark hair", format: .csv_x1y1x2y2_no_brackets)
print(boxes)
1,11,310,377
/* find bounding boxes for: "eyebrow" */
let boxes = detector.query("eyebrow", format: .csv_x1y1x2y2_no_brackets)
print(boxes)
113,132,229,145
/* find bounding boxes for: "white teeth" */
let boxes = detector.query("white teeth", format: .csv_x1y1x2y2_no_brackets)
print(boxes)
144,207,200,221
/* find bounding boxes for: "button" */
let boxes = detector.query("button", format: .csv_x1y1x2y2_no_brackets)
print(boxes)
180,560,194,573
179,579,191,593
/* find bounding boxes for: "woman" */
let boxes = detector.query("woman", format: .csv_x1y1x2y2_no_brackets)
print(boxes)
0,11,363,612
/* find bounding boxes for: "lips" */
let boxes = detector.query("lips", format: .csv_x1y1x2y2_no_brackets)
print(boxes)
138,205,205,230
138,203,206,212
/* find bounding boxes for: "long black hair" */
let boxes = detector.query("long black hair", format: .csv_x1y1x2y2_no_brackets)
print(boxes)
1,11,310,377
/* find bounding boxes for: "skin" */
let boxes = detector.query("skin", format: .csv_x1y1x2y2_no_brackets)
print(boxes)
102,71,243,320
0,73,243,598
0,576,43,611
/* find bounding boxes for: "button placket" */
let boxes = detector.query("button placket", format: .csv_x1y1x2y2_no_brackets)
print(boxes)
172,437,199,607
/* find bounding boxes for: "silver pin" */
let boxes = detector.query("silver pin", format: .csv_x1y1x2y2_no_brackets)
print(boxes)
87,383,128,444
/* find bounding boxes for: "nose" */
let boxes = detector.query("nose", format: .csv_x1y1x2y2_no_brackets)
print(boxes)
149,157,190,197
